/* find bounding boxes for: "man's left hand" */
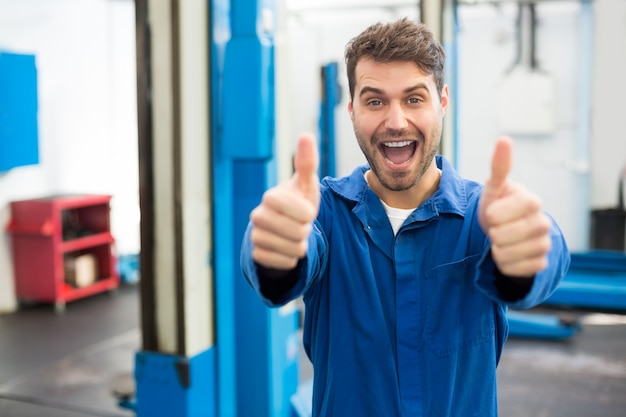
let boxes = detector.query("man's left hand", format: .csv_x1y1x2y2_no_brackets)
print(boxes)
478,136,552,278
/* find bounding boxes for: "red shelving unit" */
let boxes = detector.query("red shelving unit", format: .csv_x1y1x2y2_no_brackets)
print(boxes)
7,194,119,313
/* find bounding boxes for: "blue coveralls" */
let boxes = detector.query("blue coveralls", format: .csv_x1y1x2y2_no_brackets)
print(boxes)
241,156,570,417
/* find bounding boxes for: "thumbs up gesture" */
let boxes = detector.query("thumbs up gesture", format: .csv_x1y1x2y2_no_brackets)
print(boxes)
478,137,552,278
250,133,321,270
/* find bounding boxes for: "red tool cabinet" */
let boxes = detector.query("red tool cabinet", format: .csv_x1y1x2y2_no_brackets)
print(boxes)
7,194,119,313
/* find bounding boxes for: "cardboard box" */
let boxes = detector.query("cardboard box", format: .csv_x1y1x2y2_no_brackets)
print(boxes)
64,253,97,288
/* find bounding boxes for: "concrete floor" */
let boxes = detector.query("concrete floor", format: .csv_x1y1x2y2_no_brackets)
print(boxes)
498,307,626,417
0,285,625,416
0,285,138,417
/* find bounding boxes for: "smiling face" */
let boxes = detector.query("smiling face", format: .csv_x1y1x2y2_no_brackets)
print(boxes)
349,58,449,208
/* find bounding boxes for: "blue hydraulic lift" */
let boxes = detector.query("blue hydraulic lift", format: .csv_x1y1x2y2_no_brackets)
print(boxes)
508,251,626,341
216,0,300,415
318,62,340,179
507,310,581,340
543,251,626,311
128,0,299,416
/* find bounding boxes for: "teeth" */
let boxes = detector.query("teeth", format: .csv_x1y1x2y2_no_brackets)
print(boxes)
383,141,413,148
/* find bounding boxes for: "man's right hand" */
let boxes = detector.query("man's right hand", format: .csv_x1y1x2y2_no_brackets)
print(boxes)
249,133,321,270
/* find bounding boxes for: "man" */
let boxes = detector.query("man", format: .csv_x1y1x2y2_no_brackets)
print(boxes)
241,17,570,416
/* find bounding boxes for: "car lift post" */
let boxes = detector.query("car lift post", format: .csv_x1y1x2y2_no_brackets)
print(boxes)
131,0,299,416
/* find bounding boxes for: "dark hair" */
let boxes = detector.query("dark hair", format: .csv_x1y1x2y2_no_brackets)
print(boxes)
344,17,446,100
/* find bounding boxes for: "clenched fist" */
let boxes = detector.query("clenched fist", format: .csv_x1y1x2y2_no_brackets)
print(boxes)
250,133,321,270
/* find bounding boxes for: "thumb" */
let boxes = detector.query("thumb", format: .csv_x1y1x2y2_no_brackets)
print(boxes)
485,136,513,197
294,132,320,199
479,136,513,230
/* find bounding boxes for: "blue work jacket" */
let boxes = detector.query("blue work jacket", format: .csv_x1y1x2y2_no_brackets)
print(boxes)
241,156,570,417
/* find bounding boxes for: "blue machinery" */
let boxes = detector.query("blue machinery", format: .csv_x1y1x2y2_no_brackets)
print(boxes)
131,0,299,416
507,251,626,341
318,62,340,179
507,310,581,341
544,251,626,311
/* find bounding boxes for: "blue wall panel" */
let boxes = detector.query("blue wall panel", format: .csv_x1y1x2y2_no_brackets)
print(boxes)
0,51,39,172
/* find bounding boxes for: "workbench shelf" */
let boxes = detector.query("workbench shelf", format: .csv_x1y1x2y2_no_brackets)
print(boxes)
7,194,120,313
62,232,115,253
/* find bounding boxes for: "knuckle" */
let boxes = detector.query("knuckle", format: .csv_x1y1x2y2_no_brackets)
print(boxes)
538,215,551,233
534,256,548,272
297,223,313,240
250,205,271,227
484,208,498,227
250,227,269,248
527,213,550,236
250,206,261,223
295,240,309,258
249,227,260,244
486,225,498,242
539,236,552,254
260,190,271,205
490,244,505,262
251,246,265,263
261,187,282,207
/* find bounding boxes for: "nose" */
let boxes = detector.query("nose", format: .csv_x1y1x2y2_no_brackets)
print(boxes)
384,102,409,131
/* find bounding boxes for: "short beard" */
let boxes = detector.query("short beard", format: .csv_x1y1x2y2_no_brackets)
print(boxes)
355,126,441,192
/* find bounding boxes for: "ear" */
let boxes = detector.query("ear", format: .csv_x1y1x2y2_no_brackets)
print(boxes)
440,85,449,116
347,100,354,120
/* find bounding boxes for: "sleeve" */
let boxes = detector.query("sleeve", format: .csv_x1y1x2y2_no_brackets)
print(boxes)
475,214,571,309
240,220,329,307
256,262,301,304
494,269,535,302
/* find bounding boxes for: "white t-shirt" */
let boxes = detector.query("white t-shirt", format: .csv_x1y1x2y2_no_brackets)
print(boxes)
364,172,416,235
380,200,415,235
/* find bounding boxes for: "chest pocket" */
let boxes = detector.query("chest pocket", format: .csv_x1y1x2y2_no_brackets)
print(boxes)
425,254,495,357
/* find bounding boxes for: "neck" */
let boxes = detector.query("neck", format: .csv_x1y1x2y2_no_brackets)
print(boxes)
366,162,441,209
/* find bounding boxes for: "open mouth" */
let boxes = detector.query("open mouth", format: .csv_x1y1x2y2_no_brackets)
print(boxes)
379,140,417,165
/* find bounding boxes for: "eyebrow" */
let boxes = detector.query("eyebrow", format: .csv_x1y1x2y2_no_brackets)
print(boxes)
358,83,431,99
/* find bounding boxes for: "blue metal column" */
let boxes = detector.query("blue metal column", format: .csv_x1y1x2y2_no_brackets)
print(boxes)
318,62,339,178
211,3,236,415
213,0,300,416
132,0,299,415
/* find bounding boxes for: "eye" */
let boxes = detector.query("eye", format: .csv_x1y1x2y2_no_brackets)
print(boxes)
367,99,383,107
408,97,423,104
